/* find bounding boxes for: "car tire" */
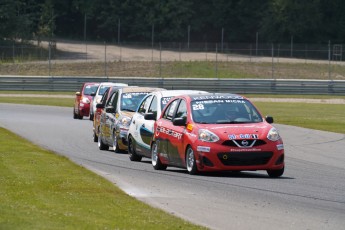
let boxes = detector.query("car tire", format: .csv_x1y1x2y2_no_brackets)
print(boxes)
267,166,284,178
186,146,198,175
98,132,109,150
151,142,166,170
128,135,142,161
73,109,78,119
112,131,121,153
93,131,98,142
89,113,94,121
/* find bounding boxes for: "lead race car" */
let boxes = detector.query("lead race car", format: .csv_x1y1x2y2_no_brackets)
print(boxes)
150,93,285,177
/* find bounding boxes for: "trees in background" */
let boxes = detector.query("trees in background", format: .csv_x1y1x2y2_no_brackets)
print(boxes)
1,0,345,44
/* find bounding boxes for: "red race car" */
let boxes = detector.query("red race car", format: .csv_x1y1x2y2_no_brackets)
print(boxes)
150,93,285,177
73,82,100,119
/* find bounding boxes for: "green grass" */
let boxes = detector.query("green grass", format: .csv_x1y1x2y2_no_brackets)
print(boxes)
0,91,73,95
0,97,74,107
254,102,345,134
3,60,345,80
0,128,204,230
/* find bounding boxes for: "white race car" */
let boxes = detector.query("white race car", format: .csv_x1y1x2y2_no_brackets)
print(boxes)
127,90,208,161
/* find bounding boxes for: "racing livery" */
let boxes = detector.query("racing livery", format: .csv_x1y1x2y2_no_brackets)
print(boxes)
97,87,164,153
127,90,207,161
151,93,285,177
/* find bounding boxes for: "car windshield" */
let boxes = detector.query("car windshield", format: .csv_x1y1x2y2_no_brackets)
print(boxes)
99,86,110,95
120,92,150,112
83,85,98,95
191,98,263,124
161,96,173,109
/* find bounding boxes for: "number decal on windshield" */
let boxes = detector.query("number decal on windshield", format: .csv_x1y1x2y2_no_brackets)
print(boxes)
192,104,204,110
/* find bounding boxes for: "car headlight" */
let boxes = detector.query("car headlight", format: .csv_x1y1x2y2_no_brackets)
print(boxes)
267,127,281,141
199,129,219,142
119,116,131,128
82,97,90,103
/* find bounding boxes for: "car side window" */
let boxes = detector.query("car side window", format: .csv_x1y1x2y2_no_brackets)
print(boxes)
163,99,179,121
138,95,152,114
148,96,157,114
111,92,119,109
106,92,115,106
175,99,187,119
100,88,110,105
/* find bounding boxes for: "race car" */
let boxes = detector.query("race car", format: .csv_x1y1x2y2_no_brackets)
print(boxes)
97,86,164,153
127,90,207,161
149,93,285,177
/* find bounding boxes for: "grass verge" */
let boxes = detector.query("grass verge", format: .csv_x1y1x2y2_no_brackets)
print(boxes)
0,97,73,107
0,128,204,229
254,102,345,134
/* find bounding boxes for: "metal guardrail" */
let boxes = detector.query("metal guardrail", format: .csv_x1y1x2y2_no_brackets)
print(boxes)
0,75,344,95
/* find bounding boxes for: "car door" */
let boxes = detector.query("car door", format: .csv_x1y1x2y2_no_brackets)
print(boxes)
94,88,110,131
133,95,153,156
165,99,187,167
155,99,180,165
102,91,118,145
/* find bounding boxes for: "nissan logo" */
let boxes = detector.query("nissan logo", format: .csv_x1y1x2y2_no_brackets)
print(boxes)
241,140,249,146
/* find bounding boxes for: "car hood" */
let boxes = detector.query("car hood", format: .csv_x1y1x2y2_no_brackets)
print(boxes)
197,123,272,140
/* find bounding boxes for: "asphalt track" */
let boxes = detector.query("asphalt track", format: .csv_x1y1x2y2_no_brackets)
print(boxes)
1,103,345,230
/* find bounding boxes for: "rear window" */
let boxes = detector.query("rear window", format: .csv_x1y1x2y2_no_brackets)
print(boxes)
83,85,98,95
161,96,173,109
120,92,150,112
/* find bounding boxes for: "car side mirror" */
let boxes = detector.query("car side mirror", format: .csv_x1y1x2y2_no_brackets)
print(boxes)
96,103,104,109
173,117,187,126
265,116,274,124
91,92,96,96
105,106,116,113
144,112,156,121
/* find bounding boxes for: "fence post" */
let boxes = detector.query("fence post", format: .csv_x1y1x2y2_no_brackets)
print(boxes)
271,43,274,79
48,41,51,76
104,42,107,78
159,43,162,78
328,40,331,80
255,32,259,56
215,43,218,79
12,41,15,63
151,24,154,62
290,36,293,57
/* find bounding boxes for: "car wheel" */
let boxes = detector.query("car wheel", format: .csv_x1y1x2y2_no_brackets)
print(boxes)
89,113,94,121
186,146,198,175
98,132,109,150
93,130,98,142
128,135,142,161
267,166,284,178
73,109,78,119
112,131,121,153
151,142,166,170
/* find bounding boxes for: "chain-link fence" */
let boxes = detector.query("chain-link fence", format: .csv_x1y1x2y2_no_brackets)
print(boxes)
1,40,345,80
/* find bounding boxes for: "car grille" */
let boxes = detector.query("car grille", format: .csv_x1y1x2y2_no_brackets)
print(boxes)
217,151,273,166
222,139,266,148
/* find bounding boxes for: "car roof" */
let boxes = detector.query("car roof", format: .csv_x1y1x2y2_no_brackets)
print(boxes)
83,82,99,86
187,93,246,101
120,87,166,93
150,89,208,98
98,82,128,87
